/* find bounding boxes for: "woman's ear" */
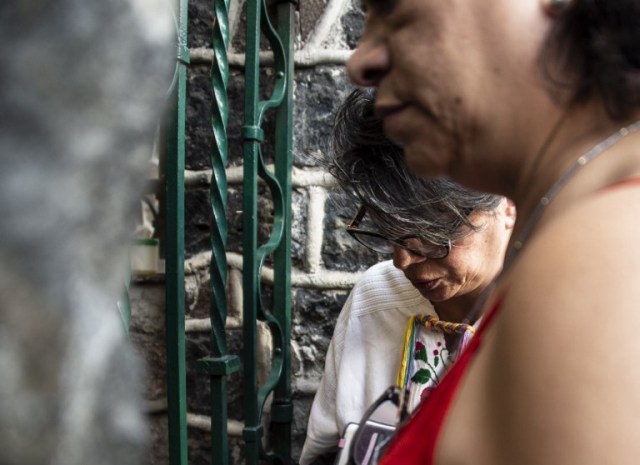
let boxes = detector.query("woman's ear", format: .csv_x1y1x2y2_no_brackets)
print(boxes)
502,198,517,230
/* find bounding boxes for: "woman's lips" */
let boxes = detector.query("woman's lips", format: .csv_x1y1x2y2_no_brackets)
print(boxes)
412,278,440,291
376,103,410,142
375,102,408,119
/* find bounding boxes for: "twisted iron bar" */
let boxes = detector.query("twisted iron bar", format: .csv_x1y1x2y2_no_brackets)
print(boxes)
201,0,242,465
209,0,231,358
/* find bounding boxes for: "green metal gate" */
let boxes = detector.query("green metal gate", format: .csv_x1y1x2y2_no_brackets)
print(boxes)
164,0,296,463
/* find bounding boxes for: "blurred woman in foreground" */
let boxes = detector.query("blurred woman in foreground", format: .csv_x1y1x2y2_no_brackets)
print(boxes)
347,0,640,464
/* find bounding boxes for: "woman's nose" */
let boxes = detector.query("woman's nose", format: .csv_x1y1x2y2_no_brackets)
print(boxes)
393,247,427,270
346,38,390,87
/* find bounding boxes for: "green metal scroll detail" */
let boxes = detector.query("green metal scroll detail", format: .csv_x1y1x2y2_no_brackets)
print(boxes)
269,4,295,461
242,0,294,463
196,0,241,463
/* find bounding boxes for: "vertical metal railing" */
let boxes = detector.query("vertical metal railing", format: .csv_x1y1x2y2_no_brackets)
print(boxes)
268,1,295,461
164,0,295,461
165,0,189,462
196,0,241,461
242,0,295,463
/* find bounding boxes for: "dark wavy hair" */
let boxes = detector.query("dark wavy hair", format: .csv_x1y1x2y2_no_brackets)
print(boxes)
540,0,640,120
328,88,503,245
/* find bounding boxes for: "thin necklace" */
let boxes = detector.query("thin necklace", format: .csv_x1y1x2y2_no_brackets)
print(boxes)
506,119,640,267
462,119,640,328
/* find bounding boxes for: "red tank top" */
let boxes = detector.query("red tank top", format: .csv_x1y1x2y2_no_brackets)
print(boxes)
378,178,640,465
377,297,503,465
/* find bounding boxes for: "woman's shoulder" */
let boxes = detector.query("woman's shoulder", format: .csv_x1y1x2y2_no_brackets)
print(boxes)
467,185,640,463
346,260,431,316
506,182,640,304
501,184,640,332
353,260,411,290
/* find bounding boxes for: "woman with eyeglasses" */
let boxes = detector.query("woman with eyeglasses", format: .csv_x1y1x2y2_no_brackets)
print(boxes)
346,0,640,464
299,89,515,465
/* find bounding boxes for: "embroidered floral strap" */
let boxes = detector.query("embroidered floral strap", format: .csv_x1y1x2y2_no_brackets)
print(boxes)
396,315,476,390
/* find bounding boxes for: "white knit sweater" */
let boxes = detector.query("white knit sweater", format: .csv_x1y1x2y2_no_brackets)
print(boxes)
299,261,453,465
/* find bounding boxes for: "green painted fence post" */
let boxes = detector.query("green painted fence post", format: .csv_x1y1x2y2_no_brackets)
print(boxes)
165,0,189,463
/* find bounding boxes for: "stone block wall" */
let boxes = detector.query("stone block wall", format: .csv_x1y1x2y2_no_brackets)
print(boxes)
128,0,385,463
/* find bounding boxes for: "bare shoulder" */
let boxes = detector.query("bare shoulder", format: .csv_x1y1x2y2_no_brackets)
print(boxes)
505,183,640,324
486,186,640,463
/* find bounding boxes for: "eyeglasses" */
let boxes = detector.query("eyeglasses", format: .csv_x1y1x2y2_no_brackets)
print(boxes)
346,205,452,259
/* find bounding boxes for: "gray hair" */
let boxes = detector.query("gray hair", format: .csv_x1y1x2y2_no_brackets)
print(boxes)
328,88,503,245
